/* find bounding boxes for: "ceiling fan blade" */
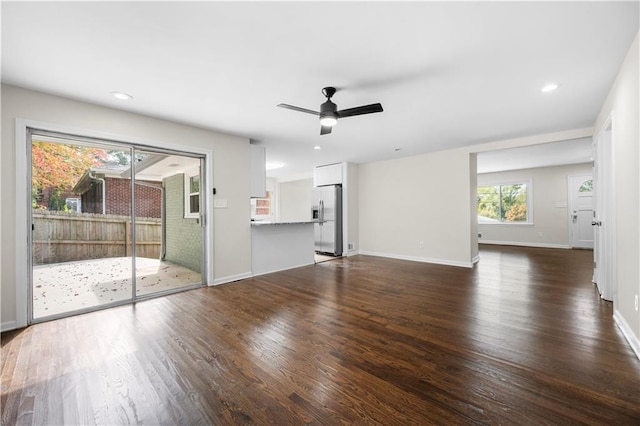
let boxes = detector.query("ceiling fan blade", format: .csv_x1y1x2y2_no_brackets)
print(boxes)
337,103,383,118
320,125,333,135
277,103,319,116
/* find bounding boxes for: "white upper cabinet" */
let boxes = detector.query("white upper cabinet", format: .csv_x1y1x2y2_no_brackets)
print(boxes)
314,163,343,187
250,145,266,198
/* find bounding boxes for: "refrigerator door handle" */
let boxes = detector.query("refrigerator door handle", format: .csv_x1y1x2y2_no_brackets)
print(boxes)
320,200,324,224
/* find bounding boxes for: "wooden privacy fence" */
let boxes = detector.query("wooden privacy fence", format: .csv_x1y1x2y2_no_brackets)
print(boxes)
33,210,161,265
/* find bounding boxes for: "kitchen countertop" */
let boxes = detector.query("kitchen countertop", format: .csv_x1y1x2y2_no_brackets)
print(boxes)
251,220,316,226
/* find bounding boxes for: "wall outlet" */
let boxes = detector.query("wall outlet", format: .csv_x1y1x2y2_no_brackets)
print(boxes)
635,294,638,312
537,232,543,238
478,233,482,238
348,242,355,250
419,240,424,249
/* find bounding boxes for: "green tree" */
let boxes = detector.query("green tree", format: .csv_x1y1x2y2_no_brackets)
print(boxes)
477,184,527,222
32,141,106,209
477,186,499,219
500,184,526,221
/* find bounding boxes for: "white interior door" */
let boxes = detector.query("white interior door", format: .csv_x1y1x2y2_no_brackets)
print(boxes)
593,119,614,301
568,174,594,249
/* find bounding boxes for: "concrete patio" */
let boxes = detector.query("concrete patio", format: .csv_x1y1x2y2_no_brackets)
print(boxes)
33,257,202,318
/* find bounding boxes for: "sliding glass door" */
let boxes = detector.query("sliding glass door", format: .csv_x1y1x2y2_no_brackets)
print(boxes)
133,148,203,298
29,132,205,322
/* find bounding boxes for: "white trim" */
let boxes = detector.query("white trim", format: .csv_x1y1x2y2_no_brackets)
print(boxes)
479,240,571,249
15,118,215,327
479,222,535,226
15,121,29,329
358,250,473,268
184,167,200,219
472,255,480,264
613,309,640,361
341,162,348,257
212,272,253,286
1,321,18,333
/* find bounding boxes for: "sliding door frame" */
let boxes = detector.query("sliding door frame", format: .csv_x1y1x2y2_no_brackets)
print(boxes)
15,119,214,327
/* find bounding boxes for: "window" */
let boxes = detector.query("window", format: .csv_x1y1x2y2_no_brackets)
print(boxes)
184,170,200,218
65,198,81,213
579,179,593,192
251,191,272,220
478,181,531,224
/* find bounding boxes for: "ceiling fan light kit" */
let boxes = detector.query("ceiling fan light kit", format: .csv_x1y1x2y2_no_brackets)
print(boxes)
278,86,383,135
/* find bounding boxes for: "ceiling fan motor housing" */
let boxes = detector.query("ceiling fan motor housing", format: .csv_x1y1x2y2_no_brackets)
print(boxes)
320,100,338,121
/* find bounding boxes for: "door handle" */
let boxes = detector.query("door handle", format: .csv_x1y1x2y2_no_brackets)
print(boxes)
591,220,602,226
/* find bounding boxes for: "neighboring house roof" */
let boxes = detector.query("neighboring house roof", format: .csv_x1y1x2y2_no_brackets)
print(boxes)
72,154,199,194
72,167,129,195
72,166,163,195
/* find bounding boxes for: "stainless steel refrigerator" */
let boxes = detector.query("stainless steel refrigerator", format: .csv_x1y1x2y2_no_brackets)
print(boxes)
311,185,343,256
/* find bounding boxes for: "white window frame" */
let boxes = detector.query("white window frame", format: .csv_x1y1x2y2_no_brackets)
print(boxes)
477,179,533,225
65,197,82,213
250,190,273,221
184,168,200,219
14,118,214,330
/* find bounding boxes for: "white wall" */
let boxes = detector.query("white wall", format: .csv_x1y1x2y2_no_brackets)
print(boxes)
594,32,640,354
1,84,252,329
358,148,475,267
478,163,593,248
469,153,478,262
356,128,594,269
346,162,359,255
277,178,313,222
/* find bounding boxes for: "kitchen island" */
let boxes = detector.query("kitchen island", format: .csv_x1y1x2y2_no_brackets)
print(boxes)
251,221,315,276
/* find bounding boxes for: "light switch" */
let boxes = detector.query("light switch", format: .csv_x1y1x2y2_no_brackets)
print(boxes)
214,199,228,208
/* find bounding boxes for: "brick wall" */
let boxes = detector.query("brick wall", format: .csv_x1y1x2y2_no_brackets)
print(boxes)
163,173,202,274
82,177,162,218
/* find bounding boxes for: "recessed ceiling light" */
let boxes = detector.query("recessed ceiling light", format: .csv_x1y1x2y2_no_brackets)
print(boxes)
314,146,322,150
266,161,284,170
111,91,133,100
541,83,560,93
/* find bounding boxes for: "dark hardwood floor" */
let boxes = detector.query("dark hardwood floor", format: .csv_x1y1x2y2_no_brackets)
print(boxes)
2,245,640,424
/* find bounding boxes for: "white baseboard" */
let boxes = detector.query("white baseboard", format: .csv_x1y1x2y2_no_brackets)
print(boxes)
212,272,252,286
472,255,480,265
358,250,473,268
1,320,18,333
252,262,315,278
480,240,571,249
613,309,640,361
346,249,360,257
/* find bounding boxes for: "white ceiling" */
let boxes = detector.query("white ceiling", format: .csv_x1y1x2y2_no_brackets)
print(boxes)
2,2,638,181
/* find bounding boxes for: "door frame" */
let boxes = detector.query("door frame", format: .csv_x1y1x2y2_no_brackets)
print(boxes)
567,173,594,249
592,113,616,302
14,119,214,328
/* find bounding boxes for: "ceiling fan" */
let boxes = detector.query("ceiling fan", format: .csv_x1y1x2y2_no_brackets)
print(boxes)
277,87,383,135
